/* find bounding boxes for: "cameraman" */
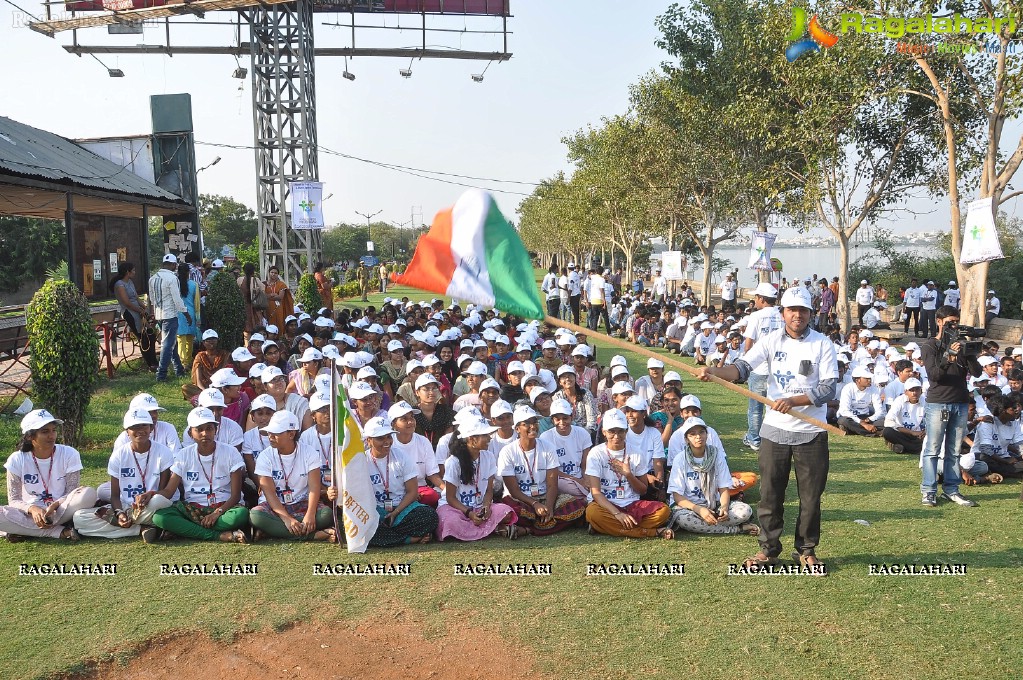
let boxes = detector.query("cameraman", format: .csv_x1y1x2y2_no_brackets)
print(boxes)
919,306,983,507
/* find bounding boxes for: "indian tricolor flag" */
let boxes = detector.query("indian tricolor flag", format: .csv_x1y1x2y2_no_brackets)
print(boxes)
331,371,378,553
393,190,544,319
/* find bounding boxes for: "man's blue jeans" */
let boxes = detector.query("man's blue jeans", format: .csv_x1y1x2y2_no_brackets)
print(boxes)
746,372,769,446
156,317,185,380
920,401,967,495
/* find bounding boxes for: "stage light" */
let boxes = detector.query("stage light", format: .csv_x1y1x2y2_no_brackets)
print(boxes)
343,71,355,81
108,68,125,78
232,67,248,79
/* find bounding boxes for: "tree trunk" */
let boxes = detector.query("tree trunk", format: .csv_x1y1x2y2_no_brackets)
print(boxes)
697,241,713,307
754,205,770,284
837,230,851,332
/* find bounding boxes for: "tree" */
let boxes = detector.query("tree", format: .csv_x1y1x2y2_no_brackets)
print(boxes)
0,217,67,292
199,194,258,258
204,271,245,351
321,223,369,265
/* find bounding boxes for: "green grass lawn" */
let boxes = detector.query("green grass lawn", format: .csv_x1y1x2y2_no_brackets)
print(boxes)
0,281,1021,679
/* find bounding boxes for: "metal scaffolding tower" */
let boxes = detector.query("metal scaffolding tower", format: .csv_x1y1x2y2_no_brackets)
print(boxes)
245,0,320,283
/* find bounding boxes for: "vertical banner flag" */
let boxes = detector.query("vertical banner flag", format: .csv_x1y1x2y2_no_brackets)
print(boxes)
393,190,544,319
290,181,325,230
331,369,378,553
960,198,1004,264
748,231,777,271
661,251,686,281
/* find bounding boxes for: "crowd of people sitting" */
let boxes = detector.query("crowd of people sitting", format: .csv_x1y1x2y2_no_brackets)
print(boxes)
0,296,764,547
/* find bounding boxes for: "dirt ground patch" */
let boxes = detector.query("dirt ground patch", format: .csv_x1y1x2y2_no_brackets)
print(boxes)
78,614,536,680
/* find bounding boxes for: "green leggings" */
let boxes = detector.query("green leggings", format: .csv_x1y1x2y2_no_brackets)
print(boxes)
151,502,250,541
249,505,334,540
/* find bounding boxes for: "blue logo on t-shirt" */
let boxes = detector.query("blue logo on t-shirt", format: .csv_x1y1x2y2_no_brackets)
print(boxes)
120,467,137,478
186,471,199,482
23,473,39,484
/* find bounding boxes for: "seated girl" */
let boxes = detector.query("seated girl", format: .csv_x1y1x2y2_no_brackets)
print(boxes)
388,400,444,507
249,410,335,542
73,409,174,541
299,392,334,503
0,410,97,541
583,409,673,540
150,407,249,543
537,398,591,498
436,416,519,541
667,418,758,536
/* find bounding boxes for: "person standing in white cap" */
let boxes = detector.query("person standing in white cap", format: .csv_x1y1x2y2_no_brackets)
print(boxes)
920,281,939,338
720,272,737,313
986,290,1000,325
943,280,960,310
148,253,191,382
699,286,837,573
902,277,922,337
567,262,582,325
855,279,875,326
0,410,97,541
652,268,668,304
741,282,784,452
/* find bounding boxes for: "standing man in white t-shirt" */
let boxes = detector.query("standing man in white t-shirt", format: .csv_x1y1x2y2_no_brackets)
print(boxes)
919,281,939,338
720,272,738,313
557,267,571,322
585,268,610,333
943,280,960,310
700,286,838,573
541,265,560,319
741,282,784,452
567,263,582,326
902,277,922,337
855,280,875,326
652,269,668,304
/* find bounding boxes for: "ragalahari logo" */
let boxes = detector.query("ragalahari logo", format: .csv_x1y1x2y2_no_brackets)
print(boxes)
786,8,839,61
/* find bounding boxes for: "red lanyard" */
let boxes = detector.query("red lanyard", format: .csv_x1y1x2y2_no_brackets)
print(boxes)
131,447,151,493
521,444,538,484
609,449,626,485
197,451,217,500
371,452,390,497
276,448,298,491
472,454,482,492
30,450,55,501
315,432,331,468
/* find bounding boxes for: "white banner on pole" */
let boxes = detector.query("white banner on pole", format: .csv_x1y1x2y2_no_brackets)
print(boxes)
959,198,1004,264
661,251,686,281
748,231,777,271
290,181,325,230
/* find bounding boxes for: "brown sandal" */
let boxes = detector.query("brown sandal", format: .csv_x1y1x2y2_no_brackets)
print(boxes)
793,551,828,576
738,522,761,536
742,551,777,569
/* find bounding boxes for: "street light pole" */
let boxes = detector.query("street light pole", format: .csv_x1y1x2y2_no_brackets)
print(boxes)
354,210,382,256
390,219,411,263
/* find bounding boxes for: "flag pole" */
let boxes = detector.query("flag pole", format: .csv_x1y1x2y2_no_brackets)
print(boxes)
329,361,342,547
543,315,844,437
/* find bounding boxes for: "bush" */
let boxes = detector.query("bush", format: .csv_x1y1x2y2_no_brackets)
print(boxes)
297,273,321,311
333,278,381,300
25,280,99,447
205,271,246,349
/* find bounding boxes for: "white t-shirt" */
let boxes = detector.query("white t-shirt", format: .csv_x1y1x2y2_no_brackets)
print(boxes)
721,279,737,301
567,271,581,296
4,445,83,506
557,275,570,302
113,420,180,452
653,276,668,296
855,286,875,306
667,424,727,462
538,425,591,479
587,275,607,305
883,395,926,431
435,432,455,469
497,440,559,497
488,431,518,457
837,383,885,420
441,451,497,509
626,424,665,467
391,433,438,486
695,332,717,358
634,375,662,404
667,449,732,507
367,447,418,509
584,443,649,508
971,418,1022,459
988,296,1001,315
920,286,938,311
741,327,839,434
242,428,271,461
541,272,559,301
107,442,174,508
903,286,922,307
254,443,321,504
181,417,244,449
743,306,783,377
943,288,960,308
171,443,245,505
298,426,333,486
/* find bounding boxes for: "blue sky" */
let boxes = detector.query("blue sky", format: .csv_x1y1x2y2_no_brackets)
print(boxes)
1,0,1016,236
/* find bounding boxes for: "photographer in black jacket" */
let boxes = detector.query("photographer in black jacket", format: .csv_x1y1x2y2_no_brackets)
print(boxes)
919,306,983,507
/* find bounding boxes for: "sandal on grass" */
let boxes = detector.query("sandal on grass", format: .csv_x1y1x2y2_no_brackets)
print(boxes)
742,551,777,569
60,527,81,541
250,529,267,544
222,529,248,544
738,522,761,536
792,551,828,576
984,473,1004,484
656,527,675,540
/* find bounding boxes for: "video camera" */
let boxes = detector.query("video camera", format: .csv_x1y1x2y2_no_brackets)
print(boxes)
940,322,986,360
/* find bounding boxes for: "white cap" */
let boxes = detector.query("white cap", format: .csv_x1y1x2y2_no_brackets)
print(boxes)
860,279,868,284
680,395,702,411
516,343,532,353
405,359,425,373
265,324,279,335
624,395,649,412
753,282,778,298
387,339,405,353
480,378,501,392
363,416,395,438
609,355,628,368
261,366,285,383
679,417,708,438
321,345,341,362
528,385,551,403
211,368,246,388
231,347,256,363
459,417,500,439
852,366,874,379
122,408,153,429
571,345,591,358
300,347,323,363
249,333,267,344
162,253,178,264
549,398,574,417
611,365,631,379
388,400,421,421
420,354,440,368
556,364,576,377
904,378,923,390
647,357,665,369
714,335,728,344
129,393,165,412
859,329,874,339
867,340,881,350
186,407,218,429
513,405,540,425
542,339,557,350
261,410,300,434
507,361,525,374
491,400,514,418
664,371,682,384
780,287,813,309
700,321,715,330
611,382,635,396
496,334,511,345
211,258,224,268
464,361,489,376
201,329,219,341
415,374,441,390
1012,347,1022,357
356,366,378,382
248,362,268,379
602,408,628,430
308,392,331,412
978,355,997,367
250,394,278,412
348,381,377,400
198,388,226,408
948,281,956,286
